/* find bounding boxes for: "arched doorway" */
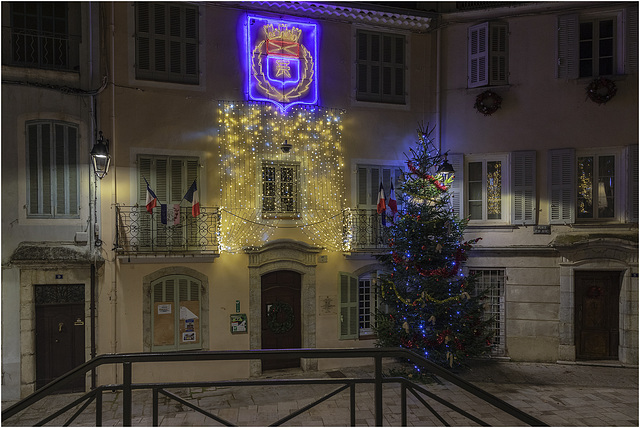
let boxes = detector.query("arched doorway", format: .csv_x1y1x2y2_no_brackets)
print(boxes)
261,270,302,370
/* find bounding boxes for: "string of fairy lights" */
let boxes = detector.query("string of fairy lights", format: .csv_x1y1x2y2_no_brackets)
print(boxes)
217,101,348,252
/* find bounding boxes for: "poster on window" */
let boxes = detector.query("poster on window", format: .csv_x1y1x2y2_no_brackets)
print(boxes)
179,300,200,344
154,302,175,346
182,332,196,342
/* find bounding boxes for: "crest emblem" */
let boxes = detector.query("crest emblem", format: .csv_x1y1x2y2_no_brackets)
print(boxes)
247,16,318,112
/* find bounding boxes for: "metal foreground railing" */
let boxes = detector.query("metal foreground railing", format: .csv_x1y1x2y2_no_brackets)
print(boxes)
1,348,547,427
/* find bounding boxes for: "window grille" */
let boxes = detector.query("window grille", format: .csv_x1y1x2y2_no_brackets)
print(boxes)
471,269,506,356
358,277,378,335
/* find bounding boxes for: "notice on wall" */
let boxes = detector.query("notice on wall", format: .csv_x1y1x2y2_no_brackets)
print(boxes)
157,304,172,315
182,332,196,342
230,314,248,334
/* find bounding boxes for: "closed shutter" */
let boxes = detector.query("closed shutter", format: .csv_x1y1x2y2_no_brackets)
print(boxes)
511,151,537,225
357,167,368,206
339,272,358,339
549,149,575,224
557,14,579,79
489,23,508,85
136,2,151,72
469,22,489,88
628,145,639,222
625,5,639,74
447,154,464,219
55,123,78,217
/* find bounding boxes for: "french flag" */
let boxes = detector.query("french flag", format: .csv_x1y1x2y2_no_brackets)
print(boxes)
376,182,386,214
184,180,200,217
145,179,158,213
384,182,398,226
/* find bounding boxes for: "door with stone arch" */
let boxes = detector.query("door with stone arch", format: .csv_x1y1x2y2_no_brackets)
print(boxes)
261,270,301,370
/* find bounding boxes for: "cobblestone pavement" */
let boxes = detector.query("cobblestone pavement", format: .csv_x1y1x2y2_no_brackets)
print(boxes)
2,360,637,426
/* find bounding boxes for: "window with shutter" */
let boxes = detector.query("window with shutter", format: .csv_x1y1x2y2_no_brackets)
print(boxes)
557,7,637,78
468,22,508,88
447,154,464,220
339,272,358,339
356,29,406,104
26,120,79,219
137,155,200,250
135,2,199,84
466,154,509,223
548,149,575,224
151,275,201,351
511,151,537,225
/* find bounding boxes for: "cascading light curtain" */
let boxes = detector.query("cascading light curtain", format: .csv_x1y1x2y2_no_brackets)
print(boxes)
217,101,347,252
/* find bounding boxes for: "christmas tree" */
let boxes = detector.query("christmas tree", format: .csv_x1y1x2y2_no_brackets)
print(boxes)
374,123,493,370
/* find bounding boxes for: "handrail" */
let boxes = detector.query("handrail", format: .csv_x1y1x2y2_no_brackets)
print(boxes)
2,348,547,427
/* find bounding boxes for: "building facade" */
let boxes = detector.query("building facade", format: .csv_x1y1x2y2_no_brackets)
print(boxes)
1,1,637,400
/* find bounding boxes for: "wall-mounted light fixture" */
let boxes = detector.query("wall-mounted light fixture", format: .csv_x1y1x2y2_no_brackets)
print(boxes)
437,154,455,180
91,131,111,179
280,139,292,153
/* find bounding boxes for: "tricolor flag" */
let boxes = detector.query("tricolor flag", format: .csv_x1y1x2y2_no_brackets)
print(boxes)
384,182,398,226
184,180,200,217
376,182,386,214
161,204,181,225
145,179,158,213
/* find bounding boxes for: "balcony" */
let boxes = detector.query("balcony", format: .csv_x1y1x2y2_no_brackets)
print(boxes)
345,208,391,252
115,206,220,257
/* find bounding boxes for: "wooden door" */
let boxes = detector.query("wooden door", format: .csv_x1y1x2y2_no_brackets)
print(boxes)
35,303,85,392
575,271,621,360
261,270,301,370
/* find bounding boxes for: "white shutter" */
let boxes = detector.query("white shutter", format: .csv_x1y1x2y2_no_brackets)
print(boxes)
548,149,575,224
339,272,358,339
628,145,639,223
469,22,489,88
511,151,536,225
489,23,508,85
625,5,639,74
447,154,464,219
557,14,579,79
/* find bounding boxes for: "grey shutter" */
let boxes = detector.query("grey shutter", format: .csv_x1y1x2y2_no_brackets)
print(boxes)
27,123,53,217
136,2,150,72
557,14,579,79
357,167,368,206
339,272,358,339
54,123,78,217
511,151,536,225
448,154,464,219
489,23,508,85
625,5,639,74
370,167,380,206
549,149,575,224
469,22,489,88
628,145,639,222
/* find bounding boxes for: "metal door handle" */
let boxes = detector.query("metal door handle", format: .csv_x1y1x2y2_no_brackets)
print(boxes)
58,322,64,332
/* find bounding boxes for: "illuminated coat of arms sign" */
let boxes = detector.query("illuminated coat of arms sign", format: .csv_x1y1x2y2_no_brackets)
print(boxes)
246,15,318,112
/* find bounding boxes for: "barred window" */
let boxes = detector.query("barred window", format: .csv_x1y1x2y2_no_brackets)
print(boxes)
9,2,80,71
135,2,199,84
262,162,300,218
358,275,379,336
26,120,79,218
471,269,506,356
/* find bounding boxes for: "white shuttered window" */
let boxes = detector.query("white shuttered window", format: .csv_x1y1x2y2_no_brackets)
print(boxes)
468,22,508,88
511,151,537,225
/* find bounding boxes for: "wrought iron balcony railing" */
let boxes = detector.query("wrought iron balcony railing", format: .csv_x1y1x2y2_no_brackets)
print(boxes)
345,208,391,252
10,29,79,71
115,206,219,256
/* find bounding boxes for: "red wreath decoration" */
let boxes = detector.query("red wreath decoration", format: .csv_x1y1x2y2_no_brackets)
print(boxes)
586,77,617,105
474,90,502,116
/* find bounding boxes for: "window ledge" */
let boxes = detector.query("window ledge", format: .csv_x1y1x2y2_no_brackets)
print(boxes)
118,253,219,264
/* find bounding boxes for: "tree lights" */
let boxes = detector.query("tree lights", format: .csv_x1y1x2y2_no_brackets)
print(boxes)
217,101,346,252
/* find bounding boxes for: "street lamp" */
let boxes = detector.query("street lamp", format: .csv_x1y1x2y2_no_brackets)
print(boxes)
91,131,111,179
437,154,455,180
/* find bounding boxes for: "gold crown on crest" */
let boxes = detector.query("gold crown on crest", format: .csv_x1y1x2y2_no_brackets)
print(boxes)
264,24,302,42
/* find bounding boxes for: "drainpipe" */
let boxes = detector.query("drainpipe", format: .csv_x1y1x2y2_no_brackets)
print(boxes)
109,1,118,361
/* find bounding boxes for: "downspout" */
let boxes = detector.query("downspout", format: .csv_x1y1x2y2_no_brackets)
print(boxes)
88,1,97,389
109,1,118,359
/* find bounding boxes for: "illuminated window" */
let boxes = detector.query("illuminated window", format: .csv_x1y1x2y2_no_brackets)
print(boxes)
468,22,508,88
151,275,201,351
356,30,406,104
262,162,300,218
135,2,199,84
579,18,615,77
577,155,615,219
339,271,384,339
8,2,80,71
470,269,506,356
26,120,79,219
467,155,508,222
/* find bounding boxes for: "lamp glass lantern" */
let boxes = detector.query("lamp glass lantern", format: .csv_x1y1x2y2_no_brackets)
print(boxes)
91,131,111,179
437,155,455,181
